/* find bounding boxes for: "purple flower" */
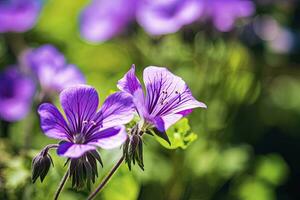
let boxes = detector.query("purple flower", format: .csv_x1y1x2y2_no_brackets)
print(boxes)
136,0,204,35
0,0,41,33
0,67,35,122
117,65,206,142
38,85,134,158
80,0,136,43
24,45,85,93
205,0,255,32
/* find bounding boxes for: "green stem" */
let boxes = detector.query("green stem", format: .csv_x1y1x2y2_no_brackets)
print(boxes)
54,169,69,200
87,156,125,200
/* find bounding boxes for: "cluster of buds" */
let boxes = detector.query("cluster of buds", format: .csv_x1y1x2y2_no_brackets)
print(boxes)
123,125,144,170
67,150,103,189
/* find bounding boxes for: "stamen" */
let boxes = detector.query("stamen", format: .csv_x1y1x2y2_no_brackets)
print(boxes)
90,121,97,126
74,133,85,144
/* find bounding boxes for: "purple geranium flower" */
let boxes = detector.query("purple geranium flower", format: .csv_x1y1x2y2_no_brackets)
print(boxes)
204,0,255,32
0,67,35,122
0,0,42,33
80,0,136,43
118,65,206,142
38,85,134,158
136,0,204,35
24,45,85,94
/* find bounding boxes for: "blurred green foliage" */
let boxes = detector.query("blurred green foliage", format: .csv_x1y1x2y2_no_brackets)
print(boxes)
1,0,299,200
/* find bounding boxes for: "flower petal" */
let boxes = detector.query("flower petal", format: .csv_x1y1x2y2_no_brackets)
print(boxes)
0,100,32,122
153,113,184,133
96,91,134,129
0,67,35,122
88,126,127,149
57,141,96,158
117,64,142,95
117,65,149,119
0,0,41,33
79,0,135,43
25,44,66,72
60,85,99,133
52,64,86,92
143,66,206,118
38,103,70,140
136,0,204,35
211,1,255,32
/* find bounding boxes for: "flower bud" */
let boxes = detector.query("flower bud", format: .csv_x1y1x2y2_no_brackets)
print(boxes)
68,150,103,189
32,150,53,183
123,134,144,170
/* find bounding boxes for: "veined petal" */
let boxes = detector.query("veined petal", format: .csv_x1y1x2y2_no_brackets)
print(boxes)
57,141,96,158
117,65,149,119
38,103,70,140
153,113,184,133
117,64,142,95
96,92,134,129
88,126,127,149
143,66,206,117
60,85,99,133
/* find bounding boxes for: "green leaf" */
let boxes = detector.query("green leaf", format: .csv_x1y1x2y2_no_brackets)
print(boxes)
154,118,198,149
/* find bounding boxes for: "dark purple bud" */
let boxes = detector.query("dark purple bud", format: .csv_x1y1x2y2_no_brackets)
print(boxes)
68,150,102,189
32,149,53,183
123,133,144,171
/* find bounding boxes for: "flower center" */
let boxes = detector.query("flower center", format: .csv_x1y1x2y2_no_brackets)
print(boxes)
73,133,85,144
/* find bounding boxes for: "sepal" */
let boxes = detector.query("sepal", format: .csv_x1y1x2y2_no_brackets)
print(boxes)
123,134,144,171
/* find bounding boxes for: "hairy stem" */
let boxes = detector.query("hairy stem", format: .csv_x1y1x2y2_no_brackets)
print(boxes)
54,169,69,200
41,144,59,156
87,156,125,200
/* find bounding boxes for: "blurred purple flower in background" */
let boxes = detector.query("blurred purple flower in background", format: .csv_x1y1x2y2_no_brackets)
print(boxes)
24,45,85,94
0,67,35,122
253,15,295,54
38,85,134,158
0,0,42,33
136,0,204,35
204,0,255,32
80,0,136,43
79,0,256,42
118,65,206,142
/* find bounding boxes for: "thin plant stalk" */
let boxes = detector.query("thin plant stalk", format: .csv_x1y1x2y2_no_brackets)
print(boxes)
87,156,125,200
54,169,69,200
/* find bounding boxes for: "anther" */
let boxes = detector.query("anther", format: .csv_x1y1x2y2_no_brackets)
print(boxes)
90,121,97,126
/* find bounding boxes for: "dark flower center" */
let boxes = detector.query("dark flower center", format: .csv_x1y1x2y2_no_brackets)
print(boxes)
73,133,85,144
